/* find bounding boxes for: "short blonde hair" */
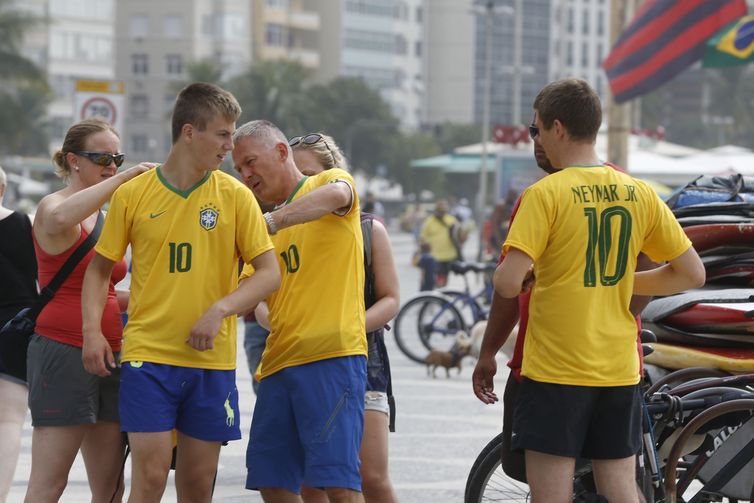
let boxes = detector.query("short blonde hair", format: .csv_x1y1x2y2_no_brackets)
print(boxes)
290,132,348,171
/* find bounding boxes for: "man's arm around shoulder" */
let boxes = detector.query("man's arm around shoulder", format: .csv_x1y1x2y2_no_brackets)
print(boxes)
267,180,354,233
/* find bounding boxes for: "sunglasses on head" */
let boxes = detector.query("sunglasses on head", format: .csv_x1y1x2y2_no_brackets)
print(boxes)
74,151,125,167
288,133,337,168
529,124,539,140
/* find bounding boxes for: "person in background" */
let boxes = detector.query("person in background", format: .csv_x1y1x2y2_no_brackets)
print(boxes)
0,166,37,503
419,199,461,287
362,191,385,220
24,119,153,503
289,131,400,502
413,241,437,291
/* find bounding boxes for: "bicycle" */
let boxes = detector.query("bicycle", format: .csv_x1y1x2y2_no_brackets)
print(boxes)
465,366,754,502
394,261,495,364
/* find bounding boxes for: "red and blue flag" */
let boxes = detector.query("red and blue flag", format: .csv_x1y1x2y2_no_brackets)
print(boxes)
603,0,747,103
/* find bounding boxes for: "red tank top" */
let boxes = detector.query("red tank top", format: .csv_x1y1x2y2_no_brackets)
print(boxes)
34,224,127,350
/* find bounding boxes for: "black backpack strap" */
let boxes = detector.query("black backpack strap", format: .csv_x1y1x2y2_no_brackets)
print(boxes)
31,211,105,317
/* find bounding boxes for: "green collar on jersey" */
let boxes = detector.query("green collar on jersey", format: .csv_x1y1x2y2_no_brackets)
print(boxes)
156,166,211,199
284,176,309,205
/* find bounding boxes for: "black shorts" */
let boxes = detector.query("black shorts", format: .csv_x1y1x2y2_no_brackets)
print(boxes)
502,373,527,482
436,261,452,279
511,378,641,460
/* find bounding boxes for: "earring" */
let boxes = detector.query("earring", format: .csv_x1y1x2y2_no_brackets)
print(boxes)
73,166,79,172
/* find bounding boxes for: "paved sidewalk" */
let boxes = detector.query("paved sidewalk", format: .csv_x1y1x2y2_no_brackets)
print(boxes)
7,231,508,502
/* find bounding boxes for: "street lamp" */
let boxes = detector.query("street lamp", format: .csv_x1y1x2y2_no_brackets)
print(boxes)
471,0,514,259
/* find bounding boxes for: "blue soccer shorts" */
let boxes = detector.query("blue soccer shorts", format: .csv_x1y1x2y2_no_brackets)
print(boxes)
119,361,241,442
245,355,366,494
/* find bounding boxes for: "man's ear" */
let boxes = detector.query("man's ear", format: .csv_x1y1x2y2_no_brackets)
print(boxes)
553,119,567,139
275,142,289,162
181,123,193,142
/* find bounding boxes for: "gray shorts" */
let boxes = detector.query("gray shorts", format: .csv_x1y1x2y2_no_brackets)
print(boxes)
364,390,389,414
27,334,120,427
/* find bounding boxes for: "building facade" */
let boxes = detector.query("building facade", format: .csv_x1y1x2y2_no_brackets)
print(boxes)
252,0,321,69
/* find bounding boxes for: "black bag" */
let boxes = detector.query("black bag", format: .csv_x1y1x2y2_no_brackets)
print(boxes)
0,308,36,379
0,212,104,381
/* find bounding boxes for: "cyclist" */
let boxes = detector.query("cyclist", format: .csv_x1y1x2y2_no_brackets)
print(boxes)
493,79,704,503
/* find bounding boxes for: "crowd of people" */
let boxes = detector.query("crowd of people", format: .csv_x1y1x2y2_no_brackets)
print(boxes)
0,77,709,503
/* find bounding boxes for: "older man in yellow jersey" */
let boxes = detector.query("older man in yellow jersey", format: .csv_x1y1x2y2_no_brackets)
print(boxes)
232,120,366,503
495,79,705,503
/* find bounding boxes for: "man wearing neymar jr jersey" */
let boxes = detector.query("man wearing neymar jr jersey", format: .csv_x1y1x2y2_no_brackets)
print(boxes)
81,83,280,503
493,78,705,503
473,137,656,487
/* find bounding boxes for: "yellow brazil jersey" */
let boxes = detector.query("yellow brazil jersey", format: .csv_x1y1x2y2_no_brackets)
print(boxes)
419,214,459,261
504,165,691,386
95,167,273,369
241,168,366,379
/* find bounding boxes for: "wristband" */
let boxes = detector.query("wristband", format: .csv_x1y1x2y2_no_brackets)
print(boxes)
263,212,278,235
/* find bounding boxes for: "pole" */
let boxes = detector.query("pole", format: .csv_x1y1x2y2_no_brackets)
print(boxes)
512,0,523,126
607,0,630,170
476,1,493,260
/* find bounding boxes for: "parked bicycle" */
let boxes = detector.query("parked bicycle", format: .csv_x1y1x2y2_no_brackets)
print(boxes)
465,363,754,502
394,261,496,363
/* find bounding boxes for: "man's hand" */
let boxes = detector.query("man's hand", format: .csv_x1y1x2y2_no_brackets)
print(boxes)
187,304,223,351
82,332,116,377
472,355,499,404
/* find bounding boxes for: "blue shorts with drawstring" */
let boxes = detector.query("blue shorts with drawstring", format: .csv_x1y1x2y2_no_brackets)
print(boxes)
245,355,366,494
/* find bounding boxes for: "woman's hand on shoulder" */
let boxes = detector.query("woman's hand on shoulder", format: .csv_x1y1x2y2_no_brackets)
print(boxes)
121,161,157,182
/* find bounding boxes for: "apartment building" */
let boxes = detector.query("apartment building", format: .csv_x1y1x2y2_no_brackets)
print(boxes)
116,0,251,160
252,0,321,69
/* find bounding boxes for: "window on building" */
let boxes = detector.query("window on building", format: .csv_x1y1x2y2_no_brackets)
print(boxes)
582,10,589,34
266,0,289,7
131,134,148,153
164,15,183,39
265,23,285,46
597,11,605,36
567,7,574,33
130,94,149,119
566,41,573,66
416,5,423,23
415,40,422,57
165,54,183,75
582,43,588,67
132,54,149,74
130,14,149,39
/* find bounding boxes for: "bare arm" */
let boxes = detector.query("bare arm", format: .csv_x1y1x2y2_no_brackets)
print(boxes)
366,220,400,332
493,248,534,298
633,247,705,296
628,253,656,316
267,181,353,232
81,253,117,376
188,249,281,351
38,163,153,236
253,301,270,331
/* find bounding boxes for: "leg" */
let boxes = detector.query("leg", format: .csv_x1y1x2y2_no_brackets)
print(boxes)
300,486,328,503
592,456,640,503
243,321,270,395
24,425,87,503
260,488,303,502
174,432,222,503
80,421,127,503
126,431,174,503
0,378,27,503
359,410,396,503
324,487,363,503
524,450,575,503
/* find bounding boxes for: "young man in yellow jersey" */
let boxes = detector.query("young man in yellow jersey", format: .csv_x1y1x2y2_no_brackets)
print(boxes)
81,83,280,503
494,78,705,503
232,120,367,503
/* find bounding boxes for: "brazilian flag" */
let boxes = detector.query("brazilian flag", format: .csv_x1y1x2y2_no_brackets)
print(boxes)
703,15,754,67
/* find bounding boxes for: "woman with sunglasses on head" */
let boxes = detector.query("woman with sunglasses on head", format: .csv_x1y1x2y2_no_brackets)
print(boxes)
24,118,153,503
291,133,400,503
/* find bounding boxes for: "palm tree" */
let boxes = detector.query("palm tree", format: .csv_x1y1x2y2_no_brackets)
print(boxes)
0,0,45,82
168,58,226,96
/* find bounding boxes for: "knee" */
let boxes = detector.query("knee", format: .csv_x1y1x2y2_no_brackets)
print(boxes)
360,466,390,494
25,479,67,503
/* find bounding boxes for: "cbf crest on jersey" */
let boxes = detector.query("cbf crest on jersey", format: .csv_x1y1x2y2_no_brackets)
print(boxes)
199,204,219,231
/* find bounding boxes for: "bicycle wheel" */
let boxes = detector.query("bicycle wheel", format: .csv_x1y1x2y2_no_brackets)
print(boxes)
439,289,485,328
394,294,466,364
465,435,530,503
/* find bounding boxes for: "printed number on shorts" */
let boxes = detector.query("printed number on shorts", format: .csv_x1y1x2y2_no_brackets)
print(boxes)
583,206,631,287
280,244,300,273
168,242,192,273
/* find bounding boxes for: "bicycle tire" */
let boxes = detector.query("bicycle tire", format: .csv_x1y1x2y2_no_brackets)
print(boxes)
439,289,486,328
465,433,505,500
645,367,730,397
465,436,530,503
664,399,754,502
394,294,466,364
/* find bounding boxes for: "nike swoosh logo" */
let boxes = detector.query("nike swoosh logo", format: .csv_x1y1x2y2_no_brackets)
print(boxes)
150,211,167,219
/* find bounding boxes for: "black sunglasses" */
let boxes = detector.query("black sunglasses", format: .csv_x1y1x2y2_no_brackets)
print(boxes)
288,133,337,168
74,151,125,167
529,124,539,139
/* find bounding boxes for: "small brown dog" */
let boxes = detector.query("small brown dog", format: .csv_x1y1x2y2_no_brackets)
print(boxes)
425,332,472,378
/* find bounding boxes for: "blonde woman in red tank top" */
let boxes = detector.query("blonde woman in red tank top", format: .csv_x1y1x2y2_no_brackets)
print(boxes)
24,119,153,503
